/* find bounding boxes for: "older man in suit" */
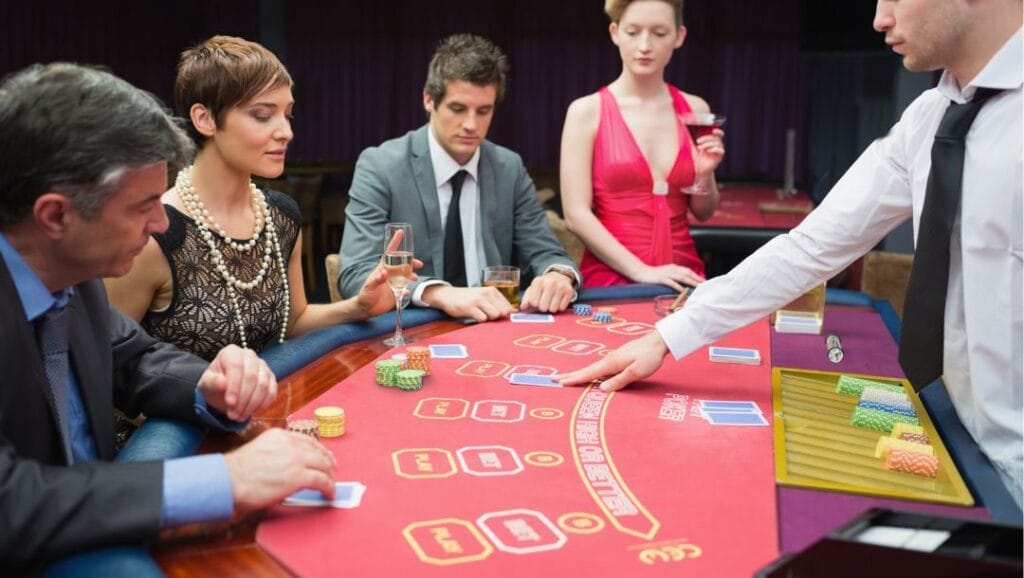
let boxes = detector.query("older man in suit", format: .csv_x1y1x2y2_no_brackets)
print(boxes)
0,63,337,575
339,34,580,322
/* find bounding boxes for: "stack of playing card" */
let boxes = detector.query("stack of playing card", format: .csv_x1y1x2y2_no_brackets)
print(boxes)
774,312,822,334
708,346,762,365
283,481,367,509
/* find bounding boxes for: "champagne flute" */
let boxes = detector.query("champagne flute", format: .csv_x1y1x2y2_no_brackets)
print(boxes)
680,112,727,195
383,222,414,346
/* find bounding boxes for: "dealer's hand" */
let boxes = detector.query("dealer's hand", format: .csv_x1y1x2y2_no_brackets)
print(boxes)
556,331,670,392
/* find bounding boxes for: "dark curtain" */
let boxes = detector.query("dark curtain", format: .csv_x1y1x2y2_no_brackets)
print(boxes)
0,0,888,191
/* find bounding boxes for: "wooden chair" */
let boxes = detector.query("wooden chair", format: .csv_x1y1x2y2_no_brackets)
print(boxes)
859,250,914,317
325,253,342,303
545,209,585,266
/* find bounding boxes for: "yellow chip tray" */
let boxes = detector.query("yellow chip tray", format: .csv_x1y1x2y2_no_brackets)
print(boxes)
772,367,973,506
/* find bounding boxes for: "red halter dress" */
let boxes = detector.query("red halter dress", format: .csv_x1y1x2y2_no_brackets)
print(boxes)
579,84,705,287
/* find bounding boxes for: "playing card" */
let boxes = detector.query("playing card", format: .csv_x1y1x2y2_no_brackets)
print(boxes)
703,411,769,426
699,400,761,413
282,482,366,508
508,373,561,387
510,313,555,323
429,344,468,358
708,346,761,365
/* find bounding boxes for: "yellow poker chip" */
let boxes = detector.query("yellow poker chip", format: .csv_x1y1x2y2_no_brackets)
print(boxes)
314,406,344,419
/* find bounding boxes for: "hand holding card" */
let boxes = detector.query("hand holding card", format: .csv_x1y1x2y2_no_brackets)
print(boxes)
283,482,367,509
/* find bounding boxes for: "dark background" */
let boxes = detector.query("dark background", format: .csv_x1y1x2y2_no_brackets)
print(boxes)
0,0,898,190
2,0,910,295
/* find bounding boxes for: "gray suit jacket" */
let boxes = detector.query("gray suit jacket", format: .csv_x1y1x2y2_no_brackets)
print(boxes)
0,253,208,569
338,125,578,298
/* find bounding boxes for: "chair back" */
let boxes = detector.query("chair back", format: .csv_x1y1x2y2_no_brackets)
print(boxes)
325,254,343,303
545,210,585,266
860,250,914,316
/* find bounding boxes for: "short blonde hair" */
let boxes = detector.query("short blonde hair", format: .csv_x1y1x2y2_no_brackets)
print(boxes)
604,0,683,27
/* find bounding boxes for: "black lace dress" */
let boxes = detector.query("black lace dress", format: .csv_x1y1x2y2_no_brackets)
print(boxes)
142,190,301,361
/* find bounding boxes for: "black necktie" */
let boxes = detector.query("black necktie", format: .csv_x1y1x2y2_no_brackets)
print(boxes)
899,88,1000,391
37,306,73,462
444,170,468,287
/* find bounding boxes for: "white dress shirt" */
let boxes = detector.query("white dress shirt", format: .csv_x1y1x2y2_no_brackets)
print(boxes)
412,128,486,304
656,30,1023,503
414,127,581,305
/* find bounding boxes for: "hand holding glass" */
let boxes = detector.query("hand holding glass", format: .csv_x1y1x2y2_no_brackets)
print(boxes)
681,112,727,195
383,223,414,346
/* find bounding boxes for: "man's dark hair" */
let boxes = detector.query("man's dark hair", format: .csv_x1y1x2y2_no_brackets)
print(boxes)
424,33,509,106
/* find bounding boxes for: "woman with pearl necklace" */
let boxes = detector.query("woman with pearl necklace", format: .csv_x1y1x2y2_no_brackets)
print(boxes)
105,35,415,361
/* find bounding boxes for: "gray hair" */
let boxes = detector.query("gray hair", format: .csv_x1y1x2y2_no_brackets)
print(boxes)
0,63,194,228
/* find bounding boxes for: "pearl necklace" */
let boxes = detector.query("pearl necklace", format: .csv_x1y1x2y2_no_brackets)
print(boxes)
174,166,290,348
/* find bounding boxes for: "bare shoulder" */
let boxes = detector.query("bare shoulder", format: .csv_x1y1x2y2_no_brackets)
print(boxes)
564,93,601,134
161,187,183,213
681,91,711,114
127,237,172,288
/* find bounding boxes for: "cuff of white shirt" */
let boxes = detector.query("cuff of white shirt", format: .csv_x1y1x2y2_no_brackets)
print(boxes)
161,453,234,528
655,311,705,361
194,388,246,433
412,279,449,307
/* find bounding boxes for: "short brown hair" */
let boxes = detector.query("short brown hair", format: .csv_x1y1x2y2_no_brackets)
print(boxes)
174,35,292,147
604,0,683,27
424,34,509,107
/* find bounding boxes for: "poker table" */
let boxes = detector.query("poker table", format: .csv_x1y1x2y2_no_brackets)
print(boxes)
691,184,814,277
152,285,1020,578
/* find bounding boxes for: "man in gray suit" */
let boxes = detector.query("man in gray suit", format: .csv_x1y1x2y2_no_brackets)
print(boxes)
0,63,336,573
339,34,580,322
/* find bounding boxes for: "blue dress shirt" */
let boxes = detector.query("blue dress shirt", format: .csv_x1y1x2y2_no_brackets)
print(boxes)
0,233,236,527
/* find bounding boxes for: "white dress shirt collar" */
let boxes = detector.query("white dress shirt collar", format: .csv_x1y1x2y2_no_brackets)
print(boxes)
938,28,1022,102
427,125,480,187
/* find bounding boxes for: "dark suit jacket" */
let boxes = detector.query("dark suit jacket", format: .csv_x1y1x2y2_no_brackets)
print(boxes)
338,125,579,298
0,253,208,569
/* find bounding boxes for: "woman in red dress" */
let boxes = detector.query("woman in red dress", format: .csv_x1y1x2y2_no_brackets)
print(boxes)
560,0,725,290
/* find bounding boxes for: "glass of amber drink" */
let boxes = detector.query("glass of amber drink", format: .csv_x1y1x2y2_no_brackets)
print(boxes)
483,266,520,309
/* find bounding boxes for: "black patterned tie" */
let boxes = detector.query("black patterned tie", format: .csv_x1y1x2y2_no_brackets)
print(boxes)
899,88,1000,391
443,170,468,287
36,306,73,462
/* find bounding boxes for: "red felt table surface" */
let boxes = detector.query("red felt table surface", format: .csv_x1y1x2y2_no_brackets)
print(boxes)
257,302,779,577
700,185,812,230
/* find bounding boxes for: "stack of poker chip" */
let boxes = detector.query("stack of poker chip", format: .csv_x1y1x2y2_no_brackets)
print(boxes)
847,375,919,433
899,432,931,445
871,422,938,478
375,360,402,387
403,346,431,375
884,447,939,478
573,303,592,316
835,375,905,397
850,406,919,432
592,311,613,324
287,418,318,438
858,400,917,419
395,369,426,391
314,406,346,438
873,436,934,459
